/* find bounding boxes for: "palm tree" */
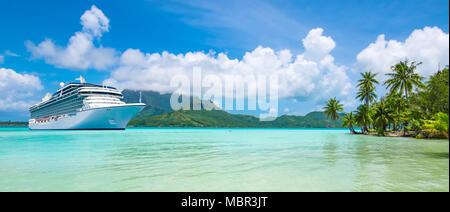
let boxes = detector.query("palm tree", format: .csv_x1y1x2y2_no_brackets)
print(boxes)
373,99,391,135
384,59,424,103
385,92,406,131
323,97,344,121
356,71,379,106
355,104,373,134
342,112,357,134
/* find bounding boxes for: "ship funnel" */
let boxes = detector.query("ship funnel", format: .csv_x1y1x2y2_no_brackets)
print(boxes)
59,82,65,87
42,93,52,102
76,75,86,83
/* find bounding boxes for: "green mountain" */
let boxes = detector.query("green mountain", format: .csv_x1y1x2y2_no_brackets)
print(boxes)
128,109,259,127
127,109,344,128
272,112,345,128
124,90,344,128
122,90,173,118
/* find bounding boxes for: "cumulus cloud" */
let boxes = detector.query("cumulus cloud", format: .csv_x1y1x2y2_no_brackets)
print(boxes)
23,5,355,112
80,5,109,37
104,28,353,104
357,26,449,80
303,28,336,61
0,67,43,111
26,5,118,70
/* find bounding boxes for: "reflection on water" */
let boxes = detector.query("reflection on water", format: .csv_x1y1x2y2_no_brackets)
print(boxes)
420,152,449,159
322,136,339,167
0,128,448,191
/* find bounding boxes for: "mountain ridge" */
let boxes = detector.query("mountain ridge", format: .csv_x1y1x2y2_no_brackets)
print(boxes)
123,90,344,128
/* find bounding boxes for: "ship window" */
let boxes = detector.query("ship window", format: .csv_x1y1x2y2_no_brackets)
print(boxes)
79,91,122,97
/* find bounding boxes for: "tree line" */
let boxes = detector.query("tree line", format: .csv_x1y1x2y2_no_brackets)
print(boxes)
323,59,449,139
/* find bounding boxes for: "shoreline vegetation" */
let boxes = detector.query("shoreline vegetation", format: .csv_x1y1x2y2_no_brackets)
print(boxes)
122,90,347,128
0,121,28,127
2,60,448,140
128,110,345,128
327,59,449,140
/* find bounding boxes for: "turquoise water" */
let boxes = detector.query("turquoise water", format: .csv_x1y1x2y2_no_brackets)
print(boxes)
0,127,448,191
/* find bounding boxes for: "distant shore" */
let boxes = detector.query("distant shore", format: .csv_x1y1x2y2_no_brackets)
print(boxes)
1,122,448,140
353,130,449,140
0,122,28,127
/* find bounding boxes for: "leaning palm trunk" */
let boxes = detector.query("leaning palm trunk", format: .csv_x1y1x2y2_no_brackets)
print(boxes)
365,125,371,134
404,86,409,104
403,123,407,136
349,125,356,134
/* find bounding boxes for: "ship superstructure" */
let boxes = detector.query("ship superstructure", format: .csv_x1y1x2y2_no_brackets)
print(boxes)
29,76,145,130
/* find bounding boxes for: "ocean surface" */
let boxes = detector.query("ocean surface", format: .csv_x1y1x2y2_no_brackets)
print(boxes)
0,127,448,191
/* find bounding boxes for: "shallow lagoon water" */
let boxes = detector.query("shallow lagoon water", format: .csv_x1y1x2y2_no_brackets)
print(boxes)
0,127,448,191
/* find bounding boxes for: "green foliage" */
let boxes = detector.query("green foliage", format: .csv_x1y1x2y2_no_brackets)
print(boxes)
418,113,448,132
416,129,447,139
410,68,449,119
342,112,356,133
350,59,448,139
376,126,386,136
356,71,379,105
0,121,28,126
385,92,407,131
124,65,449,136
128,110,345,128
353,71,380,134
431,112,449,133
409,118,423,132
323,97,344,121
273,112,345,128
355,104,373,133
123,90,345,128
384,59,424,101
428,68,449,113
415,133,424,139
373,99,391,132
407,68,449,138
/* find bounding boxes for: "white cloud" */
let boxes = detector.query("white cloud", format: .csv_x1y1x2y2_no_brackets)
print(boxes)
22,5,354,111
26,5,118,70
4,50,19,57
80,5,110,37
0,68,43,111
318,55,352,96
357,26,449,80
104,28,352,104
302,28,336,61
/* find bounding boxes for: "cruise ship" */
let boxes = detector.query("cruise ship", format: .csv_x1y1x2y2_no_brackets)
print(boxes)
29,76,145,130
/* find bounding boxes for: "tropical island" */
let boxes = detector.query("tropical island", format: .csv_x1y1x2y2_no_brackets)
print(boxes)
125,59,449,140
324,59,449,139
0,121,28,127
122,90,345,128
1,60,447,138
128,110,345,128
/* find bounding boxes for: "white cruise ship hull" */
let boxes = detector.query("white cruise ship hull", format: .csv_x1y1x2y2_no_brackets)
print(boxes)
29,104,145,130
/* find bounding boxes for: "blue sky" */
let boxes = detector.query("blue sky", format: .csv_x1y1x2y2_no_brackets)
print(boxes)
0,0,449,121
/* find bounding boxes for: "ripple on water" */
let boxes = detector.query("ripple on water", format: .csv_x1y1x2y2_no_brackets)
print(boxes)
0,127,448,191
